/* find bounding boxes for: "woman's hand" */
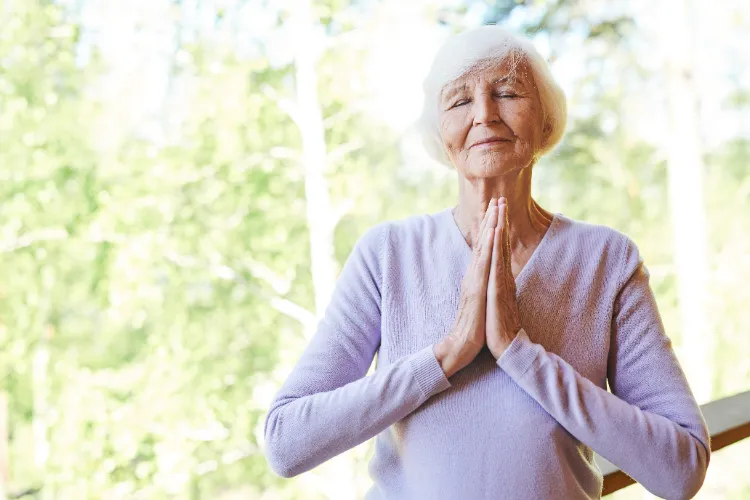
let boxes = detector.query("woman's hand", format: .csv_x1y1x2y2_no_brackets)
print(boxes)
433,199,498,378
486,198,521,360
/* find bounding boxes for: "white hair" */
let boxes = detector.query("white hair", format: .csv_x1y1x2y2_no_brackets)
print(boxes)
417,25,567,167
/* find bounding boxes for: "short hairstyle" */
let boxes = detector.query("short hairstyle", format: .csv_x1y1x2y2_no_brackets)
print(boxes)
417,25,567,167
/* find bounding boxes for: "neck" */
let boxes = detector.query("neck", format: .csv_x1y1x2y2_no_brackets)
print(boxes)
452,166,552,251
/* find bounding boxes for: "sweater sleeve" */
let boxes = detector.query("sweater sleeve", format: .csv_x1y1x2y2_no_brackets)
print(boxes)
263,223,452,478
497,239,710,500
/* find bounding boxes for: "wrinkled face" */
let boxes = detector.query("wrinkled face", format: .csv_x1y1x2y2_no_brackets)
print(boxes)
438,57,547,178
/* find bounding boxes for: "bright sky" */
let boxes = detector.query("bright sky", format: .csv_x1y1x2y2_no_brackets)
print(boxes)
76,0,750,158
358,0,750,146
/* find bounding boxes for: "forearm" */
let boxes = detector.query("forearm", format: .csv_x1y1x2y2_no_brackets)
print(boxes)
264,345,451,478
498,330,709,499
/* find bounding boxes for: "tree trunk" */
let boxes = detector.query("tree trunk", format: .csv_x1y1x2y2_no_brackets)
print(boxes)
289,1,359,499
663,0,712,404
293,0,338,326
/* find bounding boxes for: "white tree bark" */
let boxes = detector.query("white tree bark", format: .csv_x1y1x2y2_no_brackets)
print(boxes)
288,1,359,498
663,0,713,404
292,0,338,326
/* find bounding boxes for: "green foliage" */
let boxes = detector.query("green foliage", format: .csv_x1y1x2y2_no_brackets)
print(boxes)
0,0,748,498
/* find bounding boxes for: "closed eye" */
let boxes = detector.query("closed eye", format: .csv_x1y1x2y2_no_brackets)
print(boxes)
496,93,519,99
449,99,470,109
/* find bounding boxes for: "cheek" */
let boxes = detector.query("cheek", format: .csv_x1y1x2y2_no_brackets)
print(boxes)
506,102,543,143
439,111,470,154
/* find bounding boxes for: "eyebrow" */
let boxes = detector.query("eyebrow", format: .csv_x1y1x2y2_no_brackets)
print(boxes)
441,83,468,104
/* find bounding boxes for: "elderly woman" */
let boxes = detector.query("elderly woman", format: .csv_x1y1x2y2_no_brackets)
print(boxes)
264,26,710,499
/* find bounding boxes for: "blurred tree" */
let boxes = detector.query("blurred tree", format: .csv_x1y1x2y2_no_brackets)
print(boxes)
659,0,713,403
0,0,748,498
0,1,100,497
0,391,7,499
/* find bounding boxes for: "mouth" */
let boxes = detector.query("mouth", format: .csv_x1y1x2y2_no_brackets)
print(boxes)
470,137,512,148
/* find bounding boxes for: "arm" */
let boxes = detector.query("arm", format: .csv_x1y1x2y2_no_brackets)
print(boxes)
497,240,710,500
263,224,451,478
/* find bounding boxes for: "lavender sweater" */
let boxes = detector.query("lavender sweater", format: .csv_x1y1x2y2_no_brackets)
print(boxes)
264,208,710,499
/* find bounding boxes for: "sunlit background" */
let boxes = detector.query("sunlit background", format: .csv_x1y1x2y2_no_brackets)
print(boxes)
1,0,749,498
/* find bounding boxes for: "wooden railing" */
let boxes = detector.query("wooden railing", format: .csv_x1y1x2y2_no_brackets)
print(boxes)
598,389,750,496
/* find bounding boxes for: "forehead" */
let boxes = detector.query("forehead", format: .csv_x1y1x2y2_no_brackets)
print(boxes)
442,56,535,94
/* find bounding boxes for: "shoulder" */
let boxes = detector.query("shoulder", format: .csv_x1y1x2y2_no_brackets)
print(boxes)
555,214,643,285
557,215,634,251
348,210,436,262
348,210,452,284
356,210,447,253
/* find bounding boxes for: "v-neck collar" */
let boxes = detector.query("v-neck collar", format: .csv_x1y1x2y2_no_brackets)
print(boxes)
440,206,563,294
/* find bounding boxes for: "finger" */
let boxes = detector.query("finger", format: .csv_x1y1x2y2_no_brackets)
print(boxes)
480,198,498,237
487,224,500,307
504,202,512,274
491,223,501,282
473,198,496,259
463,199,496,293
471,201,490,257
478,198,496,241
502,202,516,295
493,202,506,284
484,203,499,255
475,202,498,288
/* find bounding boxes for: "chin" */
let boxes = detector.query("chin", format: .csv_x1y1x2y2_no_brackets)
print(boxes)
464,151,531,178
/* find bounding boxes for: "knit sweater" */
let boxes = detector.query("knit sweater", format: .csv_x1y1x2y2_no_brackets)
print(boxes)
264,207,710,500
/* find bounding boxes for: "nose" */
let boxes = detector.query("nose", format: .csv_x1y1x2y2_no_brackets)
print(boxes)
472,91,500,126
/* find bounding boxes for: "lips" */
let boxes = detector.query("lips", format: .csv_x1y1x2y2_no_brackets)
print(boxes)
470,137,512,148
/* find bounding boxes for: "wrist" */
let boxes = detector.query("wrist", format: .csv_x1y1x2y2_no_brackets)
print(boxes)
489,340,511,360
433,338,460,378
489,330,519,360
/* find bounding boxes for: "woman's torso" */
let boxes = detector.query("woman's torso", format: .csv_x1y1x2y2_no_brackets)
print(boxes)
366,208,628,500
